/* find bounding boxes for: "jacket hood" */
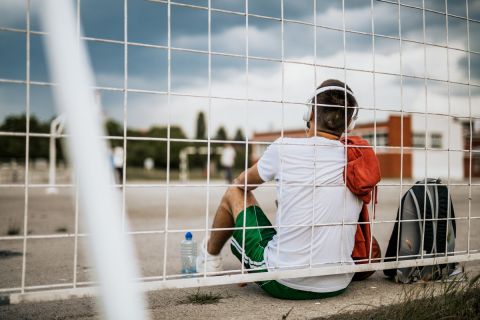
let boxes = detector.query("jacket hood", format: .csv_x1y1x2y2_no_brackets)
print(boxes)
341,136,381,204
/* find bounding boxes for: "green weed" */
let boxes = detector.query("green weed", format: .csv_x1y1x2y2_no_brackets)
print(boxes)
179,289,223,305
313,274,480,320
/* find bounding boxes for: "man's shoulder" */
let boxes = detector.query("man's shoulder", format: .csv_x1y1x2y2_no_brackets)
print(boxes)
273,136,341,146
272,136,308,144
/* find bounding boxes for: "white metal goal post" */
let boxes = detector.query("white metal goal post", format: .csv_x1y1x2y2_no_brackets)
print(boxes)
46,115,65,194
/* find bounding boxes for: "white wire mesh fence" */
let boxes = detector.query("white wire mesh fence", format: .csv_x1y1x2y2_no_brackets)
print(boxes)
0,0,480,302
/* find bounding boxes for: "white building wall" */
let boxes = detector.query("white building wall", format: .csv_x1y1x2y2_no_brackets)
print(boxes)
411,115,464,180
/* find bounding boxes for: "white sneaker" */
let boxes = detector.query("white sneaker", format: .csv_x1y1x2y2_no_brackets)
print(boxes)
196,238,223,274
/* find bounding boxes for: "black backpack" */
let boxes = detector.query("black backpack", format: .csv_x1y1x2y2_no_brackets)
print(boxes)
383,178,457,283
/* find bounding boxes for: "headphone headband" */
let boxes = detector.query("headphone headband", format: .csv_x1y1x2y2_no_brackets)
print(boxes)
307,86,355,104
303,85,358,131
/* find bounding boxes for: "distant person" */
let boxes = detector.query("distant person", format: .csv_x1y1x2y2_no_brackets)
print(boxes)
220,143,236,183
112,146,124,184
196,79,381,299
11,159,18,183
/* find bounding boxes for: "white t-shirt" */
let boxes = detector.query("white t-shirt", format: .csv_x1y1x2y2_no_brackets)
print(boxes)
257,137,362,293
220,146,236,168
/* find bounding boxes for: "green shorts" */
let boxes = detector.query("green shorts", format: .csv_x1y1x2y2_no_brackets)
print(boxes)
230,205,346,300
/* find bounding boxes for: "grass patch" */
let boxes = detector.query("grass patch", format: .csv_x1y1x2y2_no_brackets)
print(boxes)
178,289,223,305
313,275,480,320
7,223,20,236
55,226,68,233
0,250,23,259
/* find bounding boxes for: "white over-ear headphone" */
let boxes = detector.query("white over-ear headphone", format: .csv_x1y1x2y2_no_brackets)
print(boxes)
303,86,359,131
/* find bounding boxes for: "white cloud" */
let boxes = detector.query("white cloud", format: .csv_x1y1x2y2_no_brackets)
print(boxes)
120,41,480,138
86,3,480,137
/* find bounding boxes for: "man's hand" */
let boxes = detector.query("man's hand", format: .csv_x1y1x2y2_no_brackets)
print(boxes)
233,163,264,191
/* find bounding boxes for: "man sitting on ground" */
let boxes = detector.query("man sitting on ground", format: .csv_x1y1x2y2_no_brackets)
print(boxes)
197,79,379,300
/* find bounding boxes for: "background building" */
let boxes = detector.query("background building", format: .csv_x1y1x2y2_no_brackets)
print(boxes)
251,114,473,180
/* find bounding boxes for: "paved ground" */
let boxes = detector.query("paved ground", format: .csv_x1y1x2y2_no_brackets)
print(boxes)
0,274,447,319
1,174,479,319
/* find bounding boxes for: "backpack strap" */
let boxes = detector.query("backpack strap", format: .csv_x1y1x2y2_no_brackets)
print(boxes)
436,183,449,254
411,183,434,255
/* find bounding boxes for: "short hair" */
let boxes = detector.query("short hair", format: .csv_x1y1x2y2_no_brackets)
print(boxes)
309,79,358,136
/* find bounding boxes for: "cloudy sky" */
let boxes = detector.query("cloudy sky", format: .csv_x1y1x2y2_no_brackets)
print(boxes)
0,0,479,138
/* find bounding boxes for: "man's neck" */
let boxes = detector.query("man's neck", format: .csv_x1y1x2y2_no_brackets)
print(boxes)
307,129,340,140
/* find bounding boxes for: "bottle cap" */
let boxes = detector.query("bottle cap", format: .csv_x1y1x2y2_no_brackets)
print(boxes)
185,232,192,240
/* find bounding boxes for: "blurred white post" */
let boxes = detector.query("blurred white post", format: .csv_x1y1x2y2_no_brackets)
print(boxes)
40,1,149,320
47,115,65,194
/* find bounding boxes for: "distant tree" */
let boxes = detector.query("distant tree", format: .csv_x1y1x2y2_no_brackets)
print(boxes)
233,128,248,169
0,114,49,133
106,119,123,137
0,135,25,161
214,126,228,141
0,114,62,161
190,112,207,168
0,114,191,170
167,126,188,169
233,128,245,141
125,125,187,169
105,119,124,148
195,112,206,140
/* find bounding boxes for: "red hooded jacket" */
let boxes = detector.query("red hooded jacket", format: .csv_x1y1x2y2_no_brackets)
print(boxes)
340,136,381,261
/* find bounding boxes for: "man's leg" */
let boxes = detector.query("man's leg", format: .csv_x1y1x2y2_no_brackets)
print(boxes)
207,186,257,255
226,167,233,183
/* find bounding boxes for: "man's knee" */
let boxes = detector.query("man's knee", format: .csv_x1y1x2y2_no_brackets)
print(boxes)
223,186,245,208
223,186,256,218
224,185,243,198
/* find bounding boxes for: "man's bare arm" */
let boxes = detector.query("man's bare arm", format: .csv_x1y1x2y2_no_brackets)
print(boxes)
233,163,264,191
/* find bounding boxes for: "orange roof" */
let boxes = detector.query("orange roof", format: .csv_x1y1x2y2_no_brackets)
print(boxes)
252,129,305,142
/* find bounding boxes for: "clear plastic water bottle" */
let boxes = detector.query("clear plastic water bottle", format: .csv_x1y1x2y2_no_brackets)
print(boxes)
181,232,197,274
